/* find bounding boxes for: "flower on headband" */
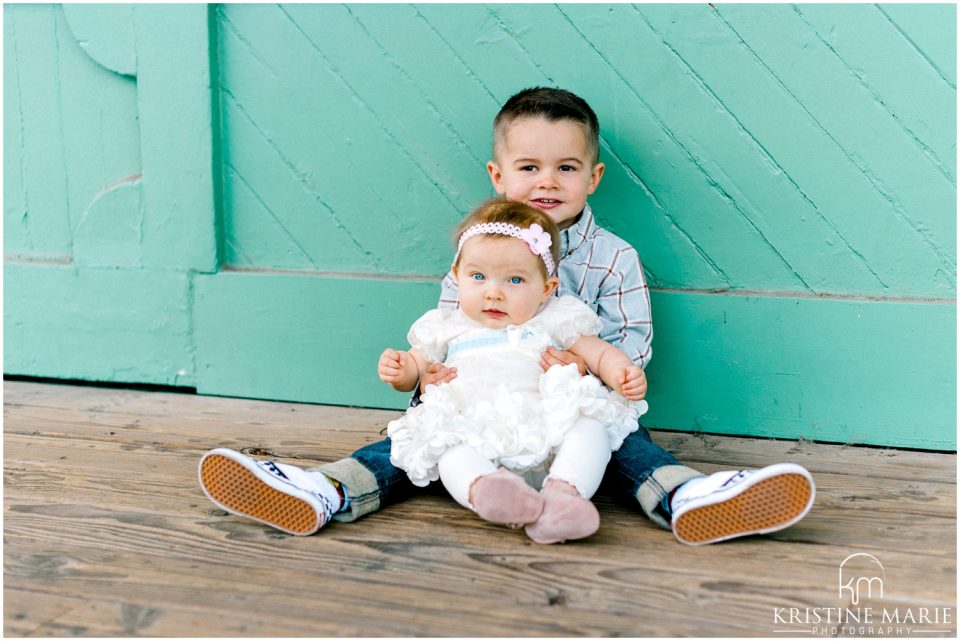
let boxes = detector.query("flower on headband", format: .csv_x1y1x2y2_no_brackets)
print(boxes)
455,220,556,276
519,224,552,257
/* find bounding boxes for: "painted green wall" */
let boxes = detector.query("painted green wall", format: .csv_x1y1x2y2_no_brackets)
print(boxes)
4,4,956,450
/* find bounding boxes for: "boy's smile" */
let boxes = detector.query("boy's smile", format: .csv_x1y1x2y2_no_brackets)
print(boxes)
487,117,605,230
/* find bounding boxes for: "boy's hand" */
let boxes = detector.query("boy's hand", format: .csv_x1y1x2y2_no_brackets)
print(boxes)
540,347,587,376
618,366,647,401
378,348,413,387
419,362,457,394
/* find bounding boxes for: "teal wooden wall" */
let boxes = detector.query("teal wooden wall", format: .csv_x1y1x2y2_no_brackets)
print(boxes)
4,4,956,450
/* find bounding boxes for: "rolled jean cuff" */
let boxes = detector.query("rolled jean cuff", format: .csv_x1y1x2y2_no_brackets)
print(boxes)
636,464,704,529
311,458,380,523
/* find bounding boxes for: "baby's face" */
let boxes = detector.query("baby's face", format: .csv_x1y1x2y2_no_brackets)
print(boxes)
488,117,605,230
453,235,558,329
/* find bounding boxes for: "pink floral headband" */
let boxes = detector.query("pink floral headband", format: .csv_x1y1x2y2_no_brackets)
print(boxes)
456,222,556,275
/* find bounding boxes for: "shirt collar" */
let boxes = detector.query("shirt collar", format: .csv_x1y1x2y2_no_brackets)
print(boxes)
560,203,595,257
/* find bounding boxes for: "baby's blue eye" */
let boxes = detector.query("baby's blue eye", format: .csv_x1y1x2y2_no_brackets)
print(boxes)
509,276,523,284
472,273,485,281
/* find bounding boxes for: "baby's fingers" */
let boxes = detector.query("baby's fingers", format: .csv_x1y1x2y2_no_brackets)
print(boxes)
379,349,402,367
380,348,400,363
437,367,458,384
540,349,562,371
622,383,644,395
378,350,404,379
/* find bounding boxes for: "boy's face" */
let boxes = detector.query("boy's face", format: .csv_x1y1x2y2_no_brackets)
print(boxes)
453,236,558,329
487,117,605,230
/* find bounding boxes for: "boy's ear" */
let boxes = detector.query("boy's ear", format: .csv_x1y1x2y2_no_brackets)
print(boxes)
487,161,508,195
451,262,459,279
586,162,606,195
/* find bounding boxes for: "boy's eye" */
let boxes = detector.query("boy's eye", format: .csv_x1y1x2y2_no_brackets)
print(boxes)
471,273,485,281
559,165,577,172
509,276,523,284
519,165,537,172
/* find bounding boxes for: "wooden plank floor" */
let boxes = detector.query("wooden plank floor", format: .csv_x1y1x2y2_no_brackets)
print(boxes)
4,380,956,637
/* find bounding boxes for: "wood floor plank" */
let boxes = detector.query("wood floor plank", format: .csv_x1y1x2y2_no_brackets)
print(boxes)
7,381,954,481
4,381,956,637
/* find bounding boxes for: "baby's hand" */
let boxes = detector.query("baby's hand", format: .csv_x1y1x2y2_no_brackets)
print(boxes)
419,362,457,394
618,366,648,401
540,347,587,376
378,348,412,386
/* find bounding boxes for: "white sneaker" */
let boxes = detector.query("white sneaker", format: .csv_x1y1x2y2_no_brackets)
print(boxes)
670,463,815,545
198,448,341,536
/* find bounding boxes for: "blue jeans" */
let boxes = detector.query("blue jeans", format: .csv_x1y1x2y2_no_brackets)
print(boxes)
316,424,703,529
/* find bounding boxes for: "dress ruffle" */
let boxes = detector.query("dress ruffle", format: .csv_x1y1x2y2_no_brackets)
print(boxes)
387,363,646,487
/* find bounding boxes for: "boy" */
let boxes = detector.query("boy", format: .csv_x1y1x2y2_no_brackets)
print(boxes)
199,87,815,545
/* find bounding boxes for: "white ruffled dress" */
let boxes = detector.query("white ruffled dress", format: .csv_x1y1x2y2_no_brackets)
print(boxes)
387,295,648,487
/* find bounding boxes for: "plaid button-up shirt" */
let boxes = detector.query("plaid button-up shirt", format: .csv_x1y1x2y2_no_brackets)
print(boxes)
438,204,653,368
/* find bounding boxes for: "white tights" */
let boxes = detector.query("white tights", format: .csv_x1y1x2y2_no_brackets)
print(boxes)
437,417,612,510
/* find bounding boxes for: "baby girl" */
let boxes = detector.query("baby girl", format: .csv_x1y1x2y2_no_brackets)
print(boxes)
378,198,647,544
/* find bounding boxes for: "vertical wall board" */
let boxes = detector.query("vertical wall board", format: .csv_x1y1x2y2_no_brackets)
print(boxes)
3,5,74,259
644,291,956,450
3,264,195,387
134,4,218,272
3,4,143,263
3,8,28,255
72,179,144,268
57,4,142,269
61,4,137,77
193,272,439,408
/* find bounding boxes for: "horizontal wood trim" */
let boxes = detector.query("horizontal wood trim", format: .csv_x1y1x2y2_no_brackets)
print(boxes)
3,264,195,387
193,272,956,450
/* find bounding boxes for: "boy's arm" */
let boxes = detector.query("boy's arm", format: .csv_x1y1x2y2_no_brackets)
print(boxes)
567,335,647,400
542,244,652,374
596,245,653,369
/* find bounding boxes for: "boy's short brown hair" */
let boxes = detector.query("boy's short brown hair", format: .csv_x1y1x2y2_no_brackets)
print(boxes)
454,198,561,280
493,87,601,165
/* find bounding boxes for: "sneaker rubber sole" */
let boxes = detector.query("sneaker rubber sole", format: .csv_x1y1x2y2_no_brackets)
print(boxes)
672,467,814,546
199,449,322,536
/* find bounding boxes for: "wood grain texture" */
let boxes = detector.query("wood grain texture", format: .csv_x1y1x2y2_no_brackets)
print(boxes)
4,381,956,637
